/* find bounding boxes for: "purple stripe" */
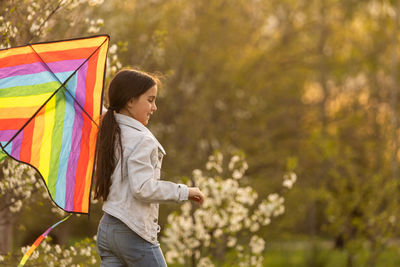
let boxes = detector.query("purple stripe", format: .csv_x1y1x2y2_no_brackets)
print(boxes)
64,63,88,210
0,130,18,141
43,227,52,237
10,131,22,159
0,59,85,79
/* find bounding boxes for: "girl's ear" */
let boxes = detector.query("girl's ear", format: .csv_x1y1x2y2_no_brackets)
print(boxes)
126,98,135,109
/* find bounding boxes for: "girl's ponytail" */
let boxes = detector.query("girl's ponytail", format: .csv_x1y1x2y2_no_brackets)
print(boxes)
93,108,122,201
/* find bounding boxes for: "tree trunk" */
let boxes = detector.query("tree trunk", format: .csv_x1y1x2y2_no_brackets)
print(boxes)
0,168,13,254
391,0,399,180
0,209,12,254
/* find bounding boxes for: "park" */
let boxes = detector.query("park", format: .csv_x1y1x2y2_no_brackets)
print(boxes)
1,0,400,266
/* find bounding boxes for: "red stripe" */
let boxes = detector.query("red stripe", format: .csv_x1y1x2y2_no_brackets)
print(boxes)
74,118,93,211
0,118,27,130
20,118,35,162
0,47,96,68
32,235,45,247
85,49,98,118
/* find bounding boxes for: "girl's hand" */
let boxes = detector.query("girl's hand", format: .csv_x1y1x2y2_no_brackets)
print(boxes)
188,187,205,205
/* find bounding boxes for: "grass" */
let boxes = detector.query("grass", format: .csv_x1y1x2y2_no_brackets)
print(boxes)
263,240,400,267
169,240,400,267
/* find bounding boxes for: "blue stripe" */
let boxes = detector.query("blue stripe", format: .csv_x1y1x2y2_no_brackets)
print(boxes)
0,141,12,155
0,71,55,89
54,72,78,208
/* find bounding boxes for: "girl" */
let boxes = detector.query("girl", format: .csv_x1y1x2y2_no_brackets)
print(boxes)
94,69,204,267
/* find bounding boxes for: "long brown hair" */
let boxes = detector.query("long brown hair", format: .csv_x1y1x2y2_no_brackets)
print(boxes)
94,69,159,201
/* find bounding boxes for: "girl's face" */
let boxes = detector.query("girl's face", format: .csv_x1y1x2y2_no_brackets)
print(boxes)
123,85,158,125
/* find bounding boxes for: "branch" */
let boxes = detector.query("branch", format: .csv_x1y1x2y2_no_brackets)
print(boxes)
28,0,65,43
0,187,39,212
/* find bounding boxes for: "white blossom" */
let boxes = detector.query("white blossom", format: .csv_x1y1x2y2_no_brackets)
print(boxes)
198,257,215,267
88,0,104,6
250,235,265,254
109,44,118,54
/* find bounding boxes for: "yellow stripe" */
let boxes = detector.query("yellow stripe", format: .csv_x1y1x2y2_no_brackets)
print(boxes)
33,36,109,54
0,93,53,108
92,40,109,119
39,96,56,184
0,46,31,59
30,109,45,167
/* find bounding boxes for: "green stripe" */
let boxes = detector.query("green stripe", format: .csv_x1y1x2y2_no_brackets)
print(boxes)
0,150,7,163
0,82,60,97
47,90,66,197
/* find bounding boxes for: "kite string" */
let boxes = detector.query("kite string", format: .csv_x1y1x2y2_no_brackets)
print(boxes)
17,214,72,267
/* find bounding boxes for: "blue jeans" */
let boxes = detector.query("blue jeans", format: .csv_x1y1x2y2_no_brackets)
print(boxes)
97,213,167,267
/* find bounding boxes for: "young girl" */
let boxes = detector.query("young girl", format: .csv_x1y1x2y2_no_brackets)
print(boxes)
94,69,204,267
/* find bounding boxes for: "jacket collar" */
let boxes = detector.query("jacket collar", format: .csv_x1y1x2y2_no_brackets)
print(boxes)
115,113,166,155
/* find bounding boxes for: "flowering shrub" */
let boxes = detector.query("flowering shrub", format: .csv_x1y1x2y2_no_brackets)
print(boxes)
0,236,99,267
0,159,39,213
162,152,297,267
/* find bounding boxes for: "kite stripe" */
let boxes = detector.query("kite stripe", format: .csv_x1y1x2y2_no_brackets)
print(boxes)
0,119,27,132
0,47,96,67
48,91,65,197
0,59,85,79
20,118,34,162
0,82,60,98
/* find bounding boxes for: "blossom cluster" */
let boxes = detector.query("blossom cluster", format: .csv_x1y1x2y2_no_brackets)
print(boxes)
0,236,98,266
106,44,123,77
162,152,297,266
0,159,39,213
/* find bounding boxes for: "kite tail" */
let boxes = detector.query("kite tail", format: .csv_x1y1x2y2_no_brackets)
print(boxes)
18,214,72,267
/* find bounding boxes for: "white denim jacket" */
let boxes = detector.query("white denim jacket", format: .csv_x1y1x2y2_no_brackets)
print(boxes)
103,113,189,244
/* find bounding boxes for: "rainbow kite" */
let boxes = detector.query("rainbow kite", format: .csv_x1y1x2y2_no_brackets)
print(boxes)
0,35,109,213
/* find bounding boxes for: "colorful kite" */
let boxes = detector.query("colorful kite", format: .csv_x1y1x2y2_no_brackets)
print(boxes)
0,35,109,213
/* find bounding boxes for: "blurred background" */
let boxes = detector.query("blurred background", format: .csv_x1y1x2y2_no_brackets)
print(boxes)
1,0,400,266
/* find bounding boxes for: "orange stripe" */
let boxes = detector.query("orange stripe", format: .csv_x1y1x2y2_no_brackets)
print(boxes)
0,106,40,119
30,108,45,167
